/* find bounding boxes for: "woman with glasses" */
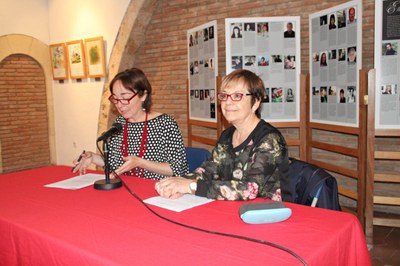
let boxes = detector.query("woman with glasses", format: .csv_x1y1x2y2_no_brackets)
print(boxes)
156,69,290,201
72,68,188,180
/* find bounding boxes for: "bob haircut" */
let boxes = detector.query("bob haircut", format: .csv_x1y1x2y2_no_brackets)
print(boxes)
220,69,265,118
109,68,152,112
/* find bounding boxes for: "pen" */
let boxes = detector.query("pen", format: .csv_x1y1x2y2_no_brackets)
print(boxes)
71,150,85,172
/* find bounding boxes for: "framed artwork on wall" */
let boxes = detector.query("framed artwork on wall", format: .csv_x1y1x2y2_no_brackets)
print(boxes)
84,36,106,78
49,43,68,80
66,40,86,79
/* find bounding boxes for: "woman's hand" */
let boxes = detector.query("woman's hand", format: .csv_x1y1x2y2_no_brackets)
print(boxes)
113,156,173,178
155,177,193,199
72,151,94,175
114,156,142,176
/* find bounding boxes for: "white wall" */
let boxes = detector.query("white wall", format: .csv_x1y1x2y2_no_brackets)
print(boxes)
0,0,50,42
0,0,130,166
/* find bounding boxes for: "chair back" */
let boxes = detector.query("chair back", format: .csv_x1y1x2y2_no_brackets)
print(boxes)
185,147,211,172
286,157,341,211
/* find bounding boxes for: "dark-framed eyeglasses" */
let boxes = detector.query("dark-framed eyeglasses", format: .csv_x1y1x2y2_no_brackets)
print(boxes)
217,92,252,101
108,92,138,105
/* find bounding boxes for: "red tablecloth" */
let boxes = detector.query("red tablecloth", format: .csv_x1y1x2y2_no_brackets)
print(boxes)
0,166,371,266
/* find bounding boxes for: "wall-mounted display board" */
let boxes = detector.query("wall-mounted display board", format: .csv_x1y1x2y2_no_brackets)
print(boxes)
374,0,400,129
225,17,301,122
309,0,362,127
187,20,218,123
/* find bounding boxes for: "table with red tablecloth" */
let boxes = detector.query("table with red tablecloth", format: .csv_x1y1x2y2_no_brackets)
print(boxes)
0,166,371,266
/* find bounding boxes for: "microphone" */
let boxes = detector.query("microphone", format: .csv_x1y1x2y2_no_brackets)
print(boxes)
97,123,123,142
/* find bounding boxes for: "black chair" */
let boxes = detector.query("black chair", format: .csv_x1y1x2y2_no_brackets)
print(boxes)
185,147,211,172
286,157,341,211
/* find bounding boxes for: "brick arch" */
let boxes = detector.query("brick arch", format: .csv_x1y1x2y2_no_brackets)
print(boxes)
0,54,51,172
97,0,159,137
0,34,56,173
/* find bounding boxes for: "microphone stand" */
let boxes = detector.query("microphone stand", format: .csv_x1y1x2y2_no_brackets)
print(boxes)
94,139,122,190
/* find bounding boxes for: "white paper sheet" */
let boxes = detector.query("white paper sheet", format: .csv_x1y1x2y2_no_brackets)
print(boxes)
144,194,214,212
44,174,105,190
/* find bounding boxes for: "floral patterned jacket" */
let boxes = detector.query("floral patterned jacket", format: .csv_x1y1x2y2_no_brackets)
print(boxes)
184,120,289,201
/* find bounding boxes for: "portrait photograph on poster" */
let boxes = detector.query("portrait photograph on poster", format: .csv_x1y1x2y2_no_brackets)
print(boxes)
49,43,68,80
225,17,301,123
309,0,362,127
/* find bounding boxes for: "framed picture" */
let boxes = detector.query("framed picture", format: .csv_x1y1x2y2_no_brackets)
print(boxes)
66,40,86,79
84,36,106,78
49,43,68,80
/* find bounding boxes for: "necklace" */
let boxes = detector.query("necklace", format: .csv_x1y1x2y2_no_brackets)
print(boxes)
121,112,148,178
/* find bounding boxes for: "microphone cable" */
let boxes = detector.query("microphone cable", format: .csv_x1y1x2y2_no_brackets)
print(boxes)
115,173,308,266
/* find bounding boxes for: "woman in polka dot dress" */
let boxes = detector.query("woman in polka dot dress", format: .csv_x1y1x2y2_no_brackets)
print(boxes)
73,68,188,180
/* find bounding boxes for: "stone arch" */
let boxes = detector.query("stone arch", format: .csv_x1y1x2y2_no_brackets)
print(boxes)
97,0,159,136
0,34,56,170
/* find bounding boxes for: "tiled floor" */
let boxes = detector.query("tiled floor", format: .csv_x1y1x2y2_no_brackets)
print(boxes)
369,225,400,266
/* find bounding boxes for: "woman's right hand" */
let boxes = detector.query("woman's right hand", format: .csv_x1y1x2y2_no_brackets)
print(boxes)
72,151,94,175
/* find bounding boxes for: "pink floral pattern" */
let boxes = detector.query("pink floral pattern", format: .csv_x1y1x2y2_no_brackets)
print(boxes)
243,182,259,200
271,188,282,201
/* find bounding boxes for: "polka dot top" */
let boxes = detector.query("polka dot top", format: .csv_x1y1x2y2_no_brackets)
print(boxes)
107,114,189,180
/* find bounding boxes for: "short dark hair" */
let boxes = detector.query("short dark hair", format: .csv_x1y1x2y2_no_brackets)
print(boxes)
109,68,152,112
220,69,265,118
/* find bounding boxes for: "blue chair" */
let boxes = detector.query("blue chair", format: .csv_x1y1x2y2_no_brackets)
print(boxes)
185,147,211,172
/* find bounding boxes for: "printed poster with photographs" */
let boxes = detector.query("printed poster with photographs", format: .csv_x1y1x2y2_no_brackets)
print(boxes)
374,0,400,129
309,0,362,127
187,20,218,123
225,17,301,122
